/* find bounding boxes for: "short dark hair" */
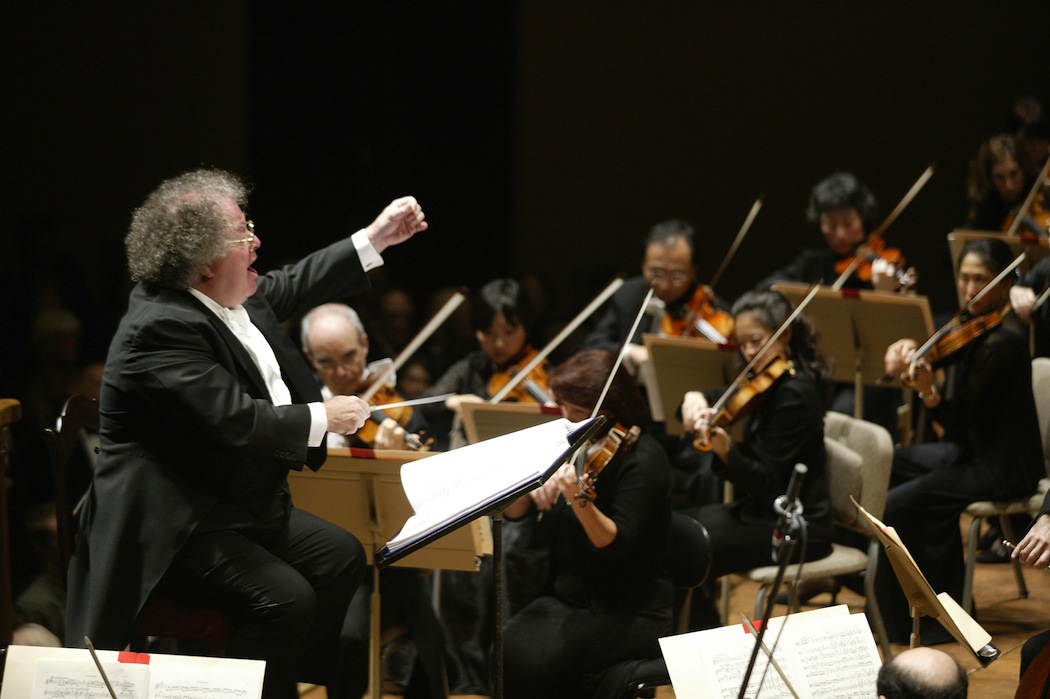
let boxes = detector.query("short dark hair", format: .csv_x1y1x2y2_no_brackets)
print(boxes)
958,236,1017,280
806,172,878,233
472,278,535,333
645,219,696,265
876,653,967,699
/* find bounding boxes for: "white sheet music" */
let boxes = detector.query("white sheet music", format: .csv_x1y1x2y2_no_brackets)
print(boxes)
661,606,882,699
385,418,594,553
32,659,148,699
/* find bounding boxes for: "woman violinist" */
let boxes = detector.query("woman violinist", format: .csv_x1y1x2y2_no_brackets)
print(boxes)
299,302,429,449
502,348,673,699
876,237,1044,644
417,277,552,452
964,132,1044,234
679,289,834,602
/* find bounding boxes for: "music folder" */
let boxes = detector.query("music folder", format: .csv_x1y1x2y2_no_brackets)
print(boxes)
375,416,605,568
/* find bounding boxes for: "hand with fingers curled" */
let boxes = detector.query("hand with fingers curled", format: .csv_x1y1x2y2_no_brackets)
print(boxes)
323,394,372,435
1013,514,1050,569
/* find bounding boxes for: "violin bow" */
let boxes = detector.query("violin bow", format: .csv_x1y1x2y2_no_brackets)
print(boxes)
590,285,655,419
708,284,821,415
908,252,1026,373
1005,155,1050,239
831,164,935,291
709,195,763,290
360,290,466,402
488,278,625,403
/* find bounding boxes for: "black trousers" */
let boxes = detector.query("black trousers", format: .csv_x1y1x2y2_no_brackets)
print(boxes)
159,507,366,699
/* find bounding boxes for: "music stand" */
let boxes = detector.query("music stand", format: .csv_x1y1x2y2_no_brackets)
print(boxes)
641,335,738,436
854,500,1000,666
948,229,1050,305
460,402,563,445
773,282,934,420
288,447,492,699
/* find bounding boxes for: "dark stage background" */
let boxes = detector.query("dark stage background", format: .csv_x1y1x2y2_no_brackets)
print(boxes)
3,2,1050,378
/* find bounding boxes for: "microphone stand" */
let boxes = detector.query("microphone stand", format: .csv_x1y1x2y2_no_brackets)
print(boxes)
737,464,807,699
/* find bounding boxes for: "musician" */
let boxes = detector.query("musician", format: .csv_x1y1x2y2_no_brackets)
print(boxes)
756,171,905,438
502,348,672,699
876,647,967,699
584,218,731,370
65,168,427,698
300,302,429,449
300,302,443,697
418,277,551,452
756,172,905,292
584,219,729,511
416,277,551,695
878,237,1044,644
679,290,834,598
964,132,1039,232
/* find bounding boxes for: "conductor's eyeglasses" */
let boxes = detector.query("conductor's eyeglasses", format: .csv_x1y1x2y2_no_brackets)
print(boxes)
228,220,256,246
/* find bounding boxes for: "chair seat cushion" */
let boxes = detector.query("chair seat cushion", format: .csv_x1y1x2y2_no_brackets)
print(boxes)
744,543,868,584
132,595,235,645
965,499,1034,517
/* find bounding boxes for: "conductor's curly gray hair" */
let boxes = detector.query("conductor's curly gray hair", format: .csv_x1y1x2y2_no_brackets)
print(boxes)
125,168,248,289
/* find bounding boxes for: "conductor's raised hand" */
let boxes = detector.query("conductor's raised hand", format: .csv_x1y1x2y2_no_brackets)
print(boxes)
365,196,428,254
324,395,372,435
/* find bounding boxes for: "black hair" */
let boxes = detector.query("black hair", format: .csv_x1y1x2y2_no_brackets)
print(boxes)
805,172,878,233
958,237,1017,280
471,278,535,333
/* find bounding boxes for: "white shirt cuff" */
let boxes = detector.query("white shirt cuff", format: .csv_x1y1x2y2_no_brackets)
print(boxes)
352,229,384,272
307,402,328,447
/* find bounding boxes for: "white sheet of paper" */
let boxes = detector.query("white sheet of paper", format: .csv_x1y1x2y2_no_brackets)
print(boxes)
660,605,880,699
148,665,261,698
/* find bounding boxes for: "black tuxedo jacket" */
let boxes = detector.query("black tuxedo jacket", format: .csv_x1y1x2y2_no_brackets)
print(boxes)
67,236,371,648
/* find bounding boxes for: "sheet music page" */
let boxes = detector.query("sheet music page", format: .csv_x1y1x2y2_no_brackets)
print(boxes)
31,659,149,699
387,418,588,550
148,665,261,698
661,606,879,699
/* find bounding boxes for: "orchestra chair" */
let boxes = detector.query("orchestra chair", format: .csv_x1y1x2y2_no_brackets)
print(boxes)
1,399,22,647
45,395,235,654
602,511,712,699
739,412,894,660
961,357,1050,613
592,510,713,692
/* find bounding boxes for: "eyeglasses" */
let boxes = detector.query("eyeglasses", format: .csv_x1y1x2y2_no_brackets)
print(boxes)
312,349,363,374
228,220,256,246
644,267,691,284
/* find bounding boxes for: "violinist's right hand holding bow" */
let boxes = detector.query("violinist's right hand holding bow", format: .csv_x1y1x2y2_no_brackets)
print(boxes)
1011,285,1037,323
683,391,730,460
1013,514,1050,569
884,339,940,407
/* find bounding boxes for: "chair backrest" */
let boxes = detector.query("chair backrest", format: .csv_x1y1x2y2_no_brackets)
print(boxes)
42,394,99,571
824,411,894,533
664,511,712,589
1032,357,1050,475
1,398,23,647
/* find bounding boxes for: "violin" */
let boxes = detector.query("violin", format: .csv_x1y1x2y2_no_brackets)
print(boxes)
1004,192,1050,242
833,234,915,288
662,284,735,345
917,306,1007,370
354,380,429,450
693,355,795,452
830,164,934,292
575,422,641,504
487,346,553,404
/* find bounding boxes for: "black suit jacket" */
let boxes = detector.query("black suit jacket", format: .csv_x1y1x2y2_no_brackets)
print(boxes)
66,236,371,648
